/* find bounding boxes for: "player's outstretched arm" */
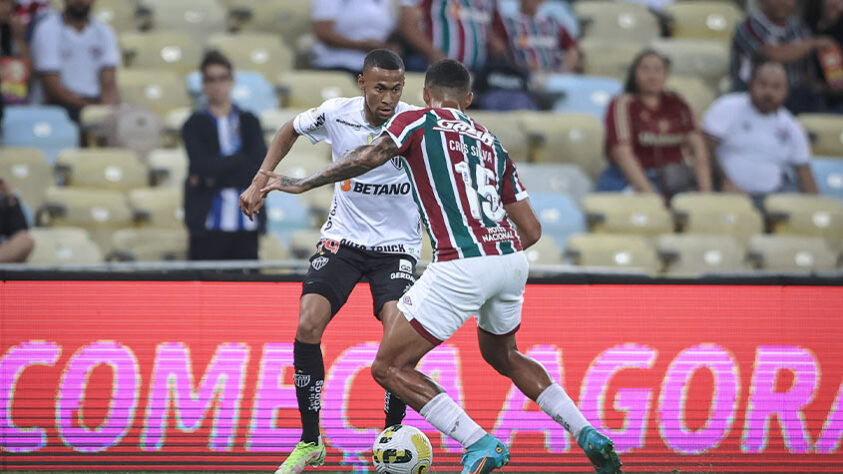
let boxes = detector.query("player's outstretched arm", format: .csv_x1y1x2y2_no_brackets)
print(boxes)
260,135,398,195
504,199,542,249
240,120,300,221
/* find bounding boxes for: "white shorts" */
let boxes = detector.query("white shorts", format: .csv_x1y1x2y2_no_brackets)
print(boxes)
397,252,529,343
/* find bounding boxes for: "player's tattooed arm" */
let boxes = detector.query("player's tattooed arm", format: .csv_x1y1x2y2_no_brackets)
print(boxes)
259,136,399,195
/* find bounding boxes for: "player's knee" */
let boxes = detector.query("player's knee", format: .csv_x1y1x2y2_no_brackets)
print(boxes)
371,357,397,389
296,310,330,343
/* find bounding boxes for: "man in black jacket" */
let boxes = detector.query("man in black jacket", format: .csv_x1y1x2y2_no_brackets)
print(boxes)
182,50,267,260
0,177,33,263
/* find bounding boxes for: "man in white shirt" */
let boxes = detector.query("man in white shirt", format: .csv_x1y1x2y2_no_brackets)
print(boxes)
311,0,397,74
239,50,421,474
30,0,119,121
702,61,818,204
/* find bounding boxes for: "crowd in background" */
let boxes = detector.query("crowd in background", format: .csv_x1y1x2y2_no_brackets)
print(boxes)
0,0,841,267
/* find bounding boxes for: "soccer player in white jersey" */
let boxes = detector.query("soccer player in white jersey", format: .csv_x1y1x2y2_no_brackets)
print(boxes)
239,50,421,474
260,59,623,474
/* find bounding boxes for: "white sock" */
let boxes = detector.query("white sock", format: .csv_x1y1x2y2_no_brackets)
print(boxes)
536,383,591,440
419,393,486,448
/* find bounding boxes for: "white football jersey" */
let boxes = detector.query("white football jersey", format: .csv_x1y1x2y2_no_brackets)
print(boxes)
293,96,422,260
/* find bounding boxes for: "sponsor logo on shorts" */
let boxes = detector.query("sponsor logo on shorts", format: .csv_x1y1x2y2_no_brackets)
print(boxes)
402,295,412,306
294,373,311,388
311,256,329,271
390,272,415,281
399,259,413,274
319,239,340,254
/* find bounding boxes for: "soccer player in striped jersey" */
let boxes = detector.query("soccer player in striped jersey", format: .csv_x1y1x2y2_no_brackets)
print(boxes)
260,59,623,474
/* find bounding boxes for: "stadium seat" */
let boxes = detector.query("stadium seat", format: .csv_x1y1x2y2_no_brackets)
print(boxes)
574,1,660,43
663,1,744,42
186,70,279,115
118,69,191,117
138,0,226,38
299,186,335,220
27,227,103,265
748,235,839,272
55,149,148,191
764,194,843,249
0,147,52,212
419,230,434,264
813,158,843,202
119,32,202,75
657,234,748,277
466,111,529,162
403,72,427,107
276,70,360,109
799,114,843,157
260,108,307,134
564,233,661,275
547,74,622,119
671,192,764,243
278,139,333,172
108,227,188,261
207,33,294,84
1,106,79,163
529,193,586,249
652,39,729,88
259,233,291,262
581,192,673,236
579,38,645,79
127,187,184,228
148,148,188,188
226,0,311,46
289,229,323,259
665,75,716,119
515,163,593,201
161,107,191,146
93,0,140,32
524,236,564,265
265,192,313,246
40,187,133,252
520,112,605,179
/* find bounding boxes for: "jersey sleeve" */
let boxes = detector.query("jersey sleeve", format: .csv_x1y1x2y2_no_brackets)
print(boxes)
384,109,427,156
674,94,697,133
605,95,633,148
311,0,340,21
787,115,812,166
31,18,60,73
99,24,121,69
701,95,738,141
499,146,528,204
293,99,336,144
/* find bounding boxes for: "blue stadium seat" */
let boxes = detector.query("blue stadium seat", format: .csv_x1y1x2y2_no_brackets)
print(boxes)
1,106,79,163
265,192,313,246
186,71,279,115
548,75,622,119
812,158,843,202
528,192,586,249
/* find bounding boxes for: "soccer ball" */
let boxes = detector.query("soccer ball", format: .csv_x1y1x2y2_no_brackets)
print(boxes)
372,424,433,474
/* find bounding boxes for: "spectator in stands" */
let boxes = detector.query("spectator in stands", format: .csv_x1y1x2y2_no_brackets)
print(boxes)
730,0,835,113
398,0,505,72
495,0,580,74
596,49,712,198
0,0,32,115
703,61,818,207
0,177,33,263
803,0,843,112
30,0,119,122
182,51,267,261
310,0,398,75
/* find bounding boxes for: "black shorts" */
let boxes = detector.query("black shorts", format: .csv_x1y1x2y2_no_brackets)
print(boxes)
301,238,418,318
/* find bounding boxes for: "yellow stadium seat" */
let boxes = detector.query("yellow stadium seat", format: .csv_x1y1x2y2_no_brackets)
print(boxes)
666,75,716,119
118,70,191,117
227,0,311,45
109,227,188,261
299,186,335,220
127,187,184,228
0,147,52,212
575,1,660,43
748,235,838,272
581,192,673,236
520,112,605,179
289,229,323,259
523,237,563,265
207,33,294,81
467,111,529,162
276,70,360,109
403,72,427,108
259,233,291,261
138,0,226,38
93,0,140,32
798,114,843,157
652,39,729,88
119,32,202,74
657,233,748,277
260,108,307,133
764,194,843,249
27,227,103,265
148,148,188,188
579,38,646,79
663,1,744,42
162,107,192,147
40,187,133,251
56,148,148,191
564,233,661,275
672,192,764,243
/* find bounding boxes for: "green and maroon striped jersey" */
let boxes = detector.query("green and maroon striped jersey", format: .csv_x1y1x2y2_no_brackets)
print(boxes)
384,107,528,262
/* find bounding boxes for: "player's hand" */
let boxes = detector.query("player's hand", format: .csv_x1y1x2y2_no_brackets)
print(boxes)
239,181,266,222
258,169,309,195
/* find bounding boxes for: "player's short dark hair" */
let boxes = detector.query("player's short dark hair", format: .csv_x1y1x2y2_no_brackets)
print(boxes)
362,49,404,72
200,50,232,75
623,48,671,94
424,59,471,94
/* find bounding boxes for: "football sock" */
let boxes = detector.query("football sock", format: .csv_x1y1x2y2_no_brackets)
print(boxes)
384,390,407,428
419,393,485,448
294,339,324,444
536,383,590,440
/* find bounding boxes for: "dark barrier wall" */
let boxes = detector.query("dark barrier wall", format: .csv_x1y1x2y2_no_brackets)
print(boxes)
2,281,843,472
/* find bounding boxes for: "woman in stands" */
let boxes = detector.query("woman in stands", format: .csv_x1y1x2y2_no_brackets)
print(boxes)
596,49,712,199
